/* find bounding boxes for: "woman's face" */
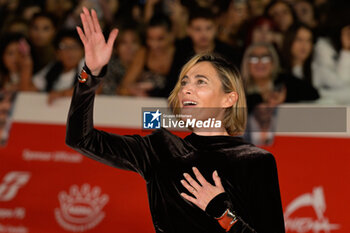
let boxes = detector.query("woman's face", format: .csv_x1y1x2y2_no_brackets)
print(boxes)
117,30,140,65
2,42,20,73
29,17,56,47
268,2,293,32
146,26,171,53
248,46,273,80
248,0,271,16
252,23,275,44
57,37,84,70
177,61,234,108
294,1,314,26
291,27,313,63
228,2,248,26
177,62,235,121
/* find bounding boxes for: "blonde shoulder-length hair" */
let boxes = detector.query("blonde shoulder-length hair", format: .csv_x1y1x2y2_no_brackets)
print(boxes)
168,53,247,136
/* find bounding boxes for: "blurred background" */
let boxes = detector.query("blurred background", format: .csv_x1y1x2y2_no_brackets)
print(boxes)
1,0,350,104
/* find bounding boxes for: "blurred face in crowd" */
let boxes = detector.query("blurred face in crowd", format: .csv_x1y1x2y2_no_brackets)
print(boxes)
291,27,313,63
252,22,275,44
228,1,249,26
146,26,172,53
248,0,271,17
268,2,294,32
188,18,216,49
294,1,315,27
116,30,140,65
57,37,83,71
248,46,273,80
29,17,56,47
2,42,20,73
46,0,74,17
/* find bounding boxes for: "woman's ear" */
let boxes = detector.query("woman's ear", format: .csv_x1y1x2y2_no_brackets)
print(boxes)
222,91,238,108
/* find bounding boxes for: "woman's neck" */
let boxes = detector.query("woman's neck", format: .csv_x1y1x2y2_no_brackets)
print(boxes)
293,57,304,67
254,77,271,88
192,127,229,136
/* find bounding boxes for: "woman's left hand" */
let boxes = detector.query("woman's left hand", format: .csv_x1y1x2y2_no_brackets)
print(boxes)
180,167,225,211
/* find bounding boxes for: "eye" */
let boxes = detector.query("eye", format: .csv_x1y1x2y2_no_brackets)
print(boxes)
197,79,207,85
180,80,187,86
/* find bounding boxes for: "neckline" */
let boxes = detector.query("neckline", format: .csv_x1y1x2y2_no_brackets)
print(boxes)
184,131,247,149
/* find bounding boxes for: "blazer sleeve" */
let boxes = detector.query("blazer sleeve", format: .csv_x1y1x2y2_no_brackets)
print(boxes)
205,153,285,233
65,68,159,181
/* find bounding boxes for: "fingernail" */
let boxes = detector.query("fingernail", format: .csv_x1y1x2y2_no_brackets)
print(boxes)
192,167,196,171
183,173,187,177
214,170,218,176
180,180,184,184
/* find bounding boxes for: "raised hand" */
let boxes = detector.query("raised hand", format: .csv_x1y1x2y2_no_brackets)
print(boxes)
180,167,225,211
76,7,119,75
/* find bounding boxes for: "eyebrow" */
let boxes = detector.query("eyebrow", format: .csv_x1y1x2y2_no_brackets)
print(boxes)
181,74,209,81
249,53,271,57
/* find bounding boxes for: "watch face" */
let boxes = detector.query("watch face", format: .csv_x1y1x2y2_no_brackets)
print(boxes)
227,209,237,220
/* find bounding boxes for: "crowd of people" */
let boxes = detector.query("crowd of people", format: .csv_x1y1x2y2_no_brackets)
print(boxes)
0,0,350,109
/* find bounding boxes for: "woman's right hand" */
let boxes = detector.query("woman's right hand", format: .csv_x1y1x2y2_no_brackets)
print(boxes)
76,7,119,75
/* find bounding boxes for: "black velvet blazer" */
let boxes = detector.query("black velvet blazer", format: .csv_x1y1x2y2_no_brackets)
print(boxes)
65,70,285,233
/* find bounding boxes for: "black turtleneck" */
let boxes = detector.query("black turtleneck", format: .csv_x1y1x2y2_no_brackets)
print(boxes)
65,71,285,233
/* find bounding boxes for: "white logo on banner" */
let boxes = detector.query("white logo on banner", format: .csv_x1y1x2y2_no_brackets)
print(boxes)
0,172,31,201
0,224,28,233
0,207,25,219
284,186,340,233
54,184,109,232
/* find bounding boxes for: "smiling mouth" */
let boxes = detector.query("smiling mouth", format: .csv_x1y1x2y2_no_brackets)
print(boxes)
183,101,198,107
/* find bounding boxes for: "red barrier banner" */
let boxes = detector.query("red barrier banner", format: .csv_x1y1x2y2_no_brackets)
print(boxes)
1,122,349,233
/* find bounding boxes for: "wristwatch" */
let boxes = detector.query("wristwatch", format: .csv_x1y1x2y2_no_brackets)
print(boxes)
215,209,238,232
78,68,88,83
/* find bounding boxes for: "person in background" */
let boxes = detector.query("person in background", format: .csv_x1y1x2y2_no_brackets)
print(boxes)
265,0,297,33
281,23,316,87
0,33,33,92
293,0,318,29
0,0,21,31
1,18,29,36
312,1,350,104
45,0,75,26
28,12,57,74
167,0,189,40
97,24,141,95
217,0,249,50
166,7,240,98
22,29,84,105
247,0,272,18
245,16,282,49
182,7,238,60
241,43,318,112
117,14,175,97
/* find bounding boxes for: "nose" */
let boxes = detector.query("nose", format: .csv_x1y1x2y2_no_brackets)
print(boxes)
182,82,194,95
